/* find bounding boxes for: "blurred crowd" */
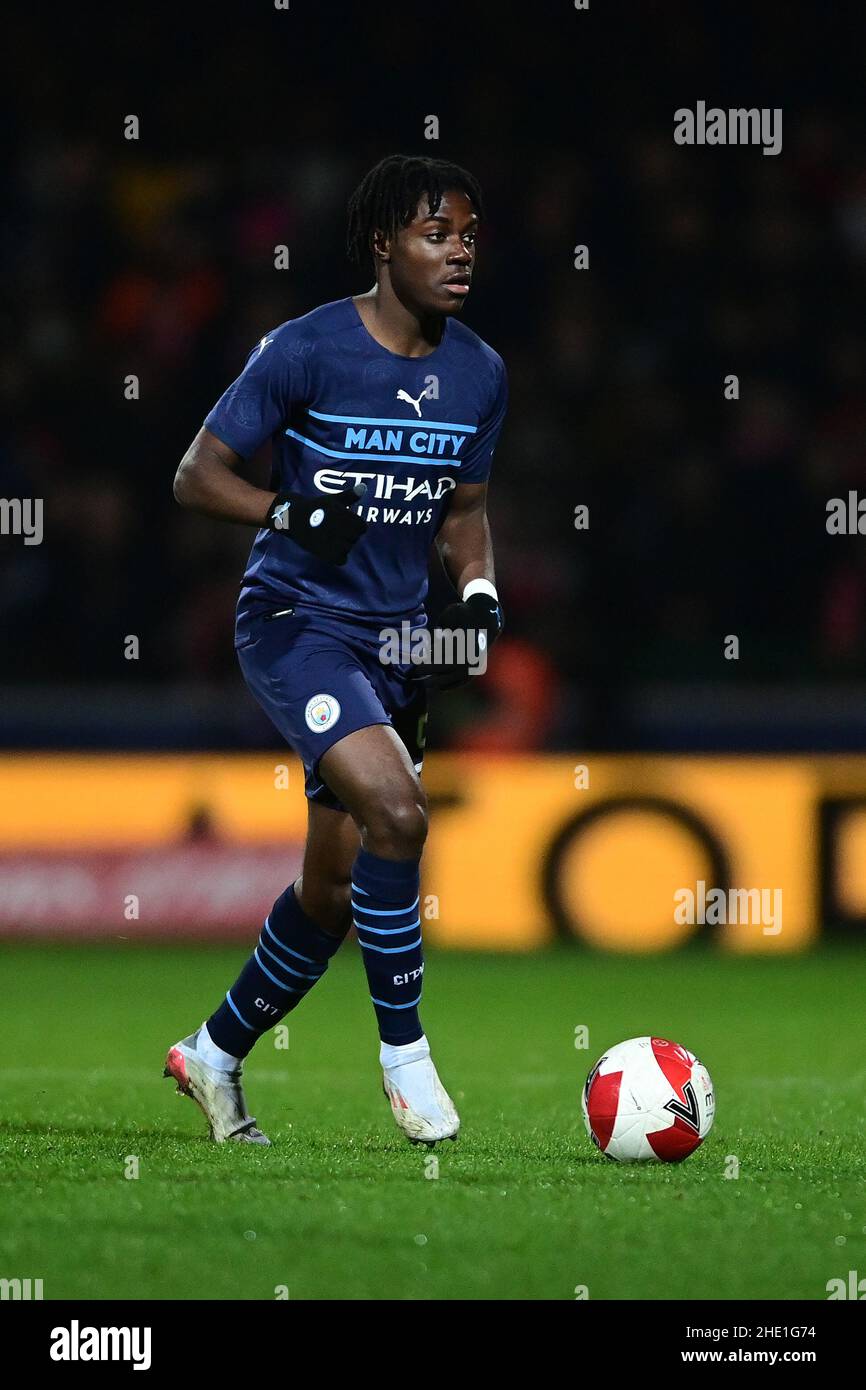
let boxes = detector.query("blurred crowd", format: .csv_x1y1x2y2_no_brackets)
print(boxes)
2,4,865,749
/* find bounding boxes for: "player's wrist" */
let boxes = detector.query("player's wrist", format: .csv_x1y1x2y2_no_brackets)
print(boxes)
461,577,498,604
263,484,368,565
265,491,310,536
263,492,286,530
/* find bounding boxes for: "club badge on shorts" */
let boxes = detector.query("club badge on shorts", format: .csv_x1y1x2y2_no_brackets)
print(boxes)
305,693,341,733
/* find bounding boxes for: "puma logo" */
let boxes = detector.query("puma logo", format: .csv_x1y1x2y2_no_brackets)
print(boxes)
396,387,428,418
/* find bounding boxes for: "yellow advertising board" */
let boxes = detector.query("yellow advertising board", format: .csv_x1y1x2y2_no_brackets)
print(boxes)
0,753,864,950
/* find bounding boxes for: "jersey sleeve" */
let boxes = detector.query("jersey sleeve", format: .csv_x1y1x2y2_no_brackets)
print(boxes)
458,358,508,484
203,331,307,460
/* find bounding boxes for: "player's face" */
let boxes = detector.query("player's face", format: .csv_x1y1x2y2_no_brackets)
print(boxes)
388,189,478,315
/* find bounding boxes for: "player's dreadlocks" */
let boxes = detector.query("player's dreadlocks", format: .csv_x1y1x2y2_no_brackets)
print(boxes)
346,154,485,268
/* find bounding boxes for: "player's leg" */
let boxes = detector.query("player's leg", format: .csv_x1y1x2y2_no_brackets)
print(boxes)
319,724,459,1144
163,612,372,1143
163,803,358,1146
320,723,427,1045
204,800,358,1047
163,611,437,1144
294,800,360,936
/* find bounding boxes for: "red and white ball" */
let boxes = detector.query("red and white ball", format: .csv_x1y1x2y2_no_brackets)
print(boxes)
582,1036,714,1163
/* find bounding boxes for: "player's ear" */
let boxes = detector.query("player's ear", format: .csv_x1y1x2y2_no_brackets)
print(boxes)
371,228,391,263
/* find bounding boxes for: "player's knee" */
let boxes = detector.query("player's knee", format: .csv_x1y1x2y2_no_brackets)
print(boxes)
363,793,428,858
303,877,353,938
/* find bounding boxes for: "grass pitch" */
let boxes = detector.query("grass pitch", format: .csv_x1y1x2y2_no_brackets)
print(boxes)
1,941,863,1300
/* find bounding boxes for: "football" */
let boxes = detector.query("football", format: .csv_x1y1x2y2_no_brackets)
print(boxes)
582,1036,714,1163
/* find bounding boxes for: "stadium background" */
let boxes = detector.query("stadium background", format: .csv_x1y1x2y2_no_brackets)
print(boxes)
1,0,866,1307
2,2,866,947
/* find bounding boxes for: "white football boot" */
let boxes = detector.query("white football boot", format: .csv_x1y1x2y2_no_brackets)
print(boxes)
163,1027,270,1145
381,1035,460,1145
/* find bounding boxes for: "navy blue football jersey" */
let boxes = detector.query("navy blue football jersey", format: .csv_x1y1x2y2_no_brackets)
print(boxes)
204,296,507,629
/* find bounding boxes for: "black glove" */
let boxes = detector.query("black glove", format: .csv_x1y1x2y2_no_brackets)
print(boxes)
411,591,505,690
265,481,368,564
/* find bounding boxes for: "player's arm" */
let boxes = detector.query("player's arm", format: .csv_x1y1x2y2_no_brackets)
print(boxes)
434,480,496,598
416,482,504,690
174,426,367,564
174,426,277,525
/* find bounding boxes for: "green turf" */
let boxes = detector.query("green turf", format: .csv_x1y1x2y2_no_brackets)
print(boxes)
1,941,863,1300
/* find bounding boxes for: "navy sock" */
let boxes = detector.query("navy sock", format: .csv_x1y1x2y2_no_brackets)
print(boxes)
351,847,424,1045
206,882,343,1059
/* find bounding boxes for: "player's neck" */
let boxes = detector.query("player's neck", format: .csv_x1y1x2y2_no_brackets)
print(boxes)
352,286,444,358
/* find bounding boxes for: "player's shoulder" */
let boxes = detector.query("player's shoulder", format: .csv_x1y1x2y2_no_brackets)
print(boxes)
447,319,508,411
260,297,358,355
447,315,508,380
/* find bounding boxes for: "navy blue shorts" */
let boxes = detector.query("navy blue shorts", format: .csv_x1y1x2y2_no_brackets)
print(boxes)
235,605,429,813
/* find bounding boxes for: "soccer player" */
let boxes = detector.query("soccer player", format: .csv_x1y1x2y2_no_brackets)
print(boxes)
165,154,507,1146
